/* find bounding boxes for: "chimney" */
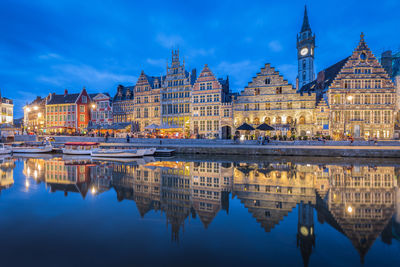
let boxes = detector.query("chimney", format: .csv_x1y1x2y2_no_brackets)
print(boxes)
64,89,68,96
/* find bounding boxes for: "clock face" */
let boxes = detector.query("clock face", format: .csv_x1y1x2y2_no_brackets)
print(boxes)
300,48,309,56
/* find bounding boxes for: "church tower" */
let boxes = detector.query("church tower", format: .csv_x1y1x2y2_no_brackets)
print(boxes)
297,5,315,88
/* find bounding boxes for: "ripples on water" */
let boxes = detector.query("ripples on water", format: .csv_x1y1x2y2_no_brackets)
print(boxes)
0,154,399,267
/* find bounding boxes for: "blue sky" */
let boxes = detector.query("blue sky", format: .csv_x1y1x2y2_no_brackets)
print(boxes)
1,0,400,117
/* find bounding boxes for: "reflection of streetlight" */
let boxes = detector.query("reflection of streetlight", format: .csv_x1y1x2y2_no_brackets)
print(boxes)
38,112,42,118
91,187,96,194
347,206,353,213
347,95,353,101
25,179,30,188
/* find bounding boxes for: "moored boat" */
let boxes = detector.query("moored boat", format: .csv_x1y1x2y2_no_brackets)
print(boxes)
91,148,146,158
12,141,53,153
62,142,99,155
0,144,11,155
144,147,156,156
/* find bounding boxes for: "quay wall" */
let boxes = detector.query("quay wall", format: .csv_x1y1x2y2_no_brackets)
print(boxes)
13,135,400,158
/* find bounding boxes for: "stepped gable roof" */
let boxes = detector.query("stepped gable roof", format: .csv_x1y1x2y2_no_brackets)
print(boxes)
329,33,394,90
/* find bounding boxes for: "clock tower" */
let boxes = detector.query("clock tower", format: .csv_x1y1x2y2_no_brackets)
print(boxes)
297,5,315,88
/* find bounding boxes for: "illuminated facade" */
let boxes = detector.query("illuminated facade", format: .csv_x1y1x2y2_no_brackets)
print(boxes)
45,88,92,133
161,50,196,132
113,85,134,123
23,96,46,134
134,71,162,131
234,64,317,137
191,64,230,138
0,92,13,125
90,93,113,126
328,34,396,140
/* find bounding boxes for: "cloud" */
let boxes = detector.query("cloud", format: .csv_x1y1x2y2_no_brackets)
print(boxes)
156,33,184,48
187,48,215,58
37,64,137,88
146,58,166,68
38,53,62,60
268,40,283,52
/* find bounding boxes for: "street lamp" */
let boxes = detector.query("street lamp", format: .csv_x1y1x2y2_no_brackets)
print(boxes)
33,106,39,110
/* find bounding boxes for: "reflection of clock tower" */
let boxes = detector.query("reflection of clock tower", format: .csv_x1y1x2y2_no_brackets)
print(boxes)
297,5,315,88
297,202,315,267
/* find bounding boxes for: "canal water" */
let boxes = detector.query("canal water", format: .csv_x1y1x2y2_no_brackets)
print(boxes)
0,154,399,267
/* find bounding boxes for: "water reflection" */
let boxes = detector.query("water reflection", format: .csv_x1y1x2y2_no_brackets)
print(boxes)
0,156,15,193
6,155,400,265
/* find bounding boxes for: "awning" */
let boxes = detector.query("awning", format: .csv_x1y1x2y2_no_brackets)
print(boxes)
256,123,275,131
236,123,255,131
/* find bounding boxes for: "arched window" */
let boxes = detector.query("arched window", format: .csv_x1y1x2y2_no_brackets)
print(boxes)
275,116,282,124
302,60,306,69
286,116,293,124
254,117,260,125
264,117,271,124
299,116,306,124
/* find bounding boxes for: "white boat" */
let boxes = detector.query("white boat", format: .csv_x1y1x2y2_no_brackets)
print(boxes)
91,148,146,158
144,147,156,156
0,144,11,155
12,141,53,153
62,142,99,155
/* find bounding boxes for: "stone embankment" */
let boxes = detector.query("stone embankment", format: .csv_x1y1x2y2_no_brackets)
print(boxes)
13,135,400,158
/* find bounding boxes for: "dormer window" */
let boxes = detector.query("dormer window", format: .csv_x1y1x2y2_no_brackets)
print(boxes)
265,78,271,85
82,96,87,103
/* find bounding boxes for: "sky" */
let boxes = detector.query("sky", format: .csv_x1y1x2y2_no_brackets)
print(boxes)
1,0,400,118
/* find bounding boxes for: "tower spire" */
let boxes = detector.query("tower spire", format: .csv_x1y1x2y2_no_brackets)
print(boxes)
301,5,311,32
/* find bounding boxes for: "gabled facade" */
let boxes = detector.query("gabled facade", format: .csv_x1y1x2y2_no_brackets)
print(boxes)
0,92,13,125
23,96,47,133
113,85,134,123
45,88,91,133
90,93,113,126
328,34,396,140
234,63,317,137
191,64,230,138
161,50,196,133
134,71,162,131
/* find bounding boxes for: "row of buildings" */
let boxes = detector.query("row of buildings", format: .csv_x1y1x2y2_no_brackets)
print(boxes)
11,156,400,264
21,7,400,140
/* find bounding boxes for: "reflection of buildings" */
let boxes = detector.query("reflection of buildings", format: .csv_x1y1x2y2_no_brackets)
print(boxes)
323,165,397,263
191,162,233,228
45,158,94,198
0,157,15,193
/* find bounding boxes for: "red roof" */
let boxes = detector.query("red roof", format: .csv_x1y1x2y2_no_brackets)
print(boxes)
64,142,99,146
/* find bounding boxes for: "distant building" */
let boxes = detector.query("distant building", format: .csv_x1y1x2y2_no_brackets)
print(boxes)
113,85,134,123
45,88,91,134
0,92,13,125
134,71,162,131
191,64,230,138
23,96,47,134
161,50,196,134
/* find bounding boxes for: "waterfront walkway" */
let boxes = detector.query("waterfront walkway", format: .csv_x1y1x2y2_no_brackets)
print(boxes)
14,135,400,158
